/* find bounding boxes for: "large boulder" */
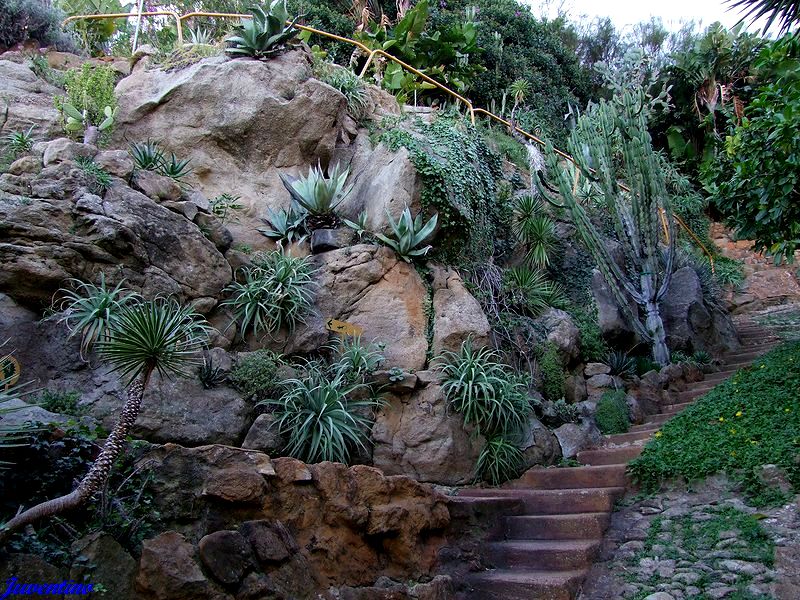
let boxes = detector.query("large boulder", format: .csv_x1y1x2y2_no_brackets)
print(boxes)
534,308,581,365
256,245,429,371
0,167,232,309
372,383,483,485
659,266,739,354
430,266,490,355
114,50,348,250
518,415,562,468
592,270,638,347
0,60,63,140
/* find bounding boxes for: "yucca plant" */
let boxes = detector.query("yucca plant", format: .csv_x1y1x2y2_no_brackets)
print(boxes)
129,140,165,172
0,293,210,542
279,162,352,229
375,205,438,262
222,251,316,338
606,350,636,377
475,435,525,486
59,274,141,358
502,266,564,316
226,1,301,59
262,362,379,464
437,340,529,437
258,206,308,247
513,196,557,269
3,125,36,160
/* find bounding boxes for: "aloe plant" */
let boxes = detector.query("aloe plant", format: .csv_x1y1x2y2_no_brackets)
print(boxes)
226,1,301,59
375,205,438,262
279,162,352,229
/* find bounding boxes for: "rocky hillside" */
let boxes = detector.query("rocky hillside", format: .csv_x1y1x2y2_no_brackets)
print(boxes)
0,44,749,599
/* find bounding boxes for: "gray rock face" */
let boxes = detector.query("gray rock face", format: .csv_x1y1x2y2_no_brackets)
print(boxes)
534,308,581,365
431,266,490,355
241,413,285,454
70,532,137,599
41,138,97,166
310,227,354,253
0,60,63,140
337,135,422,233
0,171,231,307
371,383,483,485
114,51,347,251
554,421,601,458
659,266,739,354
0,294,249,447
564,374,588,404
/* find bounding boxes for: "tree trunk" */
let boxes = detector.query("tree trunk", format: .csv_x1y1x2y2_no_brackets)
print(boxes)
645,299,670,366
0,373,149,544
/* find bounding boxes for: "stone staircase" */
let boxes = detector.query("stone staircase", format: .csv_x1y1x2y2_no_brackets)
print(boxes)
454,320,782,600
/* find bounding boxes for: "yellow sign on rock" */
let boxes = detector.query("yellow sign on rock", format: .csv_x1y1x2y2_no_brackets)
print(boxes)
1,355,21,391
325,318,364,337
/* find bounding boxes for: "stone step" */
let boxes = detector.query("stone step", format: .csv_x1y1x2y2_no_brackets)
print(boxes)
639,413,672,427
465,568,587,600
504,512,611,540
457,488,625,514
576,445,643,466
602,428,659,446
662,401,695,415
679,387,712,401
509,465,628,490
447,496,526,520
484,539,601,570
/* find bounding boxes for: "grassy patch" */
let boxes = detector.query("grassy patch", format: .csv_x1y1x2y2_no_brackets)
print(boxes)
629,342,800,504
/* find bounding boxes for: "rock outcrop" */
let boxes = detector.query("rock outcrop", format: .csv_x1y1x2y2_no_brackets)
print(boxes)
0,60,63,140
0,145,232,309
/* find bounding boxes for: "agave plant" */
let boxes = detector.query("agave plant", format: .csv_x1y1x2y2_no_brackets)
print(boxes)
258,206,308,246
0,292,210,542
226,1,301,59
279,162,352,229
374,205,438,262
343,210,370,239
129,140,165,172
159,152,193,184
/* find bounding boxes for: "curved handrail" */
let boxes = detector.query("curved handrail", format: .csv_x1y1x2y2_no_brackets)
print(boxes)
59,11,715,268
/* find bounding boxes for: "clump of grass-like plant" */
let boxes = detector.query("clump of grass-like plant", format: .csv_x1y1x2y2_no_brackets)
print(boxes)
222,251,315,338
475,435,525,486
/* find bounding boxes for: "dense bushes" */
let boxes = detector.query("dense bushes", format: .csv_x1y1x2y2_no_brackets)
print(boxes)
629,342,800,504
0,0,78,51
595,390,629,435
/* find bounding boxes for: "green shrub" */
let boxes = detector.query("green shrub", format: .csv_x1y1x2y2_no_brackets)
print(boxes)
314,63,369,120
629,342,800,504
34,390,81,416
222,251,316,338
229,349,284,401
56,63,118,139
263,360,380,464
437,340,530,438
571,305,609,363
0,0,78,51
379,114,507,263
538,343,564,402
475,435,525,485
635,355,659,376
595,389,629,435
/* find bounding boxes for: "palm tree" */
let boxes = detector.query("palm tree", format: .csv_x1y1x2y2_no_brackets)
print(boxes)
726,0,800,34
0,285,210,542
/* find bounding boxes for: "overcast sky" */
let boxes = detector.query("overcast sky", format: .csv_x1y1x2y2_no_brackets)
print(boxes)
526,0,772,34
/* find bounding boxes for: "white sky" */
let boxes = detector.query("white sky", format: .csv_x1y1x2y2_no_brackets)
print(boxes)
526,0,772,34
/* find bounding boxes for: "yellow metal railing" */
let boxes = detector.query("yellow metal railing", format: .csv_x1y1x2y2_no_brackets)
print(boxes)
60,10,715,269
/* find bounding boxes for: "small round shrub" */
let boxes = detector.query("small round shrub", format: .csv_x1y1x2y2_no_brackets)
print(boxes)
0,0,78,52
229,350,284,401
538,343,565,402
595,389,629,435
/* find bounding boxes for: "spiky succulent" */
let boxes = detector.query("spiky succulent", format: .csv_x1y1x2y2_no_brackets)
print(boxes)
259,206,308,246
226,1,301,59
279,162,352,229
374,205,438,262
